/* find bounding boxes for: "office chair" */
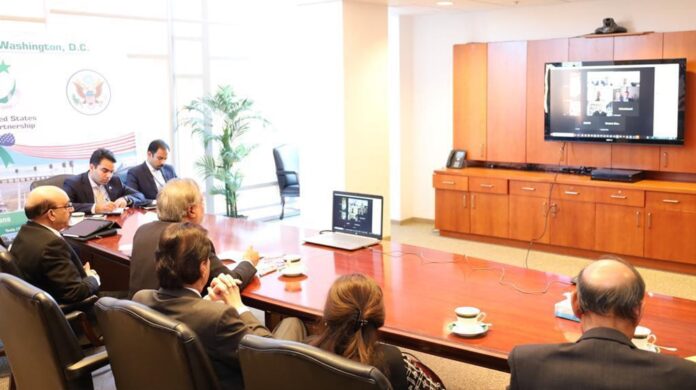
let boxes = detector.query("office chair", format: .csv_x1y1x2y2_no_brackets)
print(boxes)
239,334,392,390
272,144,300,219
95,297,221,390
0,273,109,390
29,174,74,190
0,246,101,347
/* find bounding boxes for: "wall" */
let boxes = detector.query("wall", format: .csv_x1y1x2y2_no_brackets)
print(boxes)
402,0,696,220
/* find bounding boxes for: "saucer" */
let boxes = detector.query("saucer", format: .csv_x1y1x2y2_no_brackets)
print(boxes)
448,322,490,338
639,344,660,353
281,266,305,277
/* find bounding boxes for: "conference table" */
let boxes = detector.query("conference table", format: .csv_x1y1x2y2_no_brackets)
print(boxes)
73,209,696,372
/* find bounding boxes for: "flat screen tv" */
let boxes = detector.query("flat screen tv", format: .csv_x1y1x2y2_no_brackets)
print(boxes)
544,58,686,145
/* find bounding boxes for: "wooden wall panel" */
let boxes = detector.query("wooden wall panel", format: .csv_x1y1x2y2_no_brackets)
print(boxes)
661,31,696,173
526,38,569,165
453,43,488,160
487,41,527,163
566,37,613,168
611,33,663,170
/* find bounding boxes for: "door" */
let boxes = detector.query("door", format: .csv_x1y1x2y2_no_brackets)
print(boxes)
509,195,550,243
595,204,644,257
435,190,470,233
470,193,508,238
549,200,595,250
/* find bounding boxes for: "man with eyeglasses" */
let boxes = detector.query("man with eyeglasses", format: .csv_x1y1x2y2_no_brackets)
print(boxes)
10,185,100,304
64,148,145,214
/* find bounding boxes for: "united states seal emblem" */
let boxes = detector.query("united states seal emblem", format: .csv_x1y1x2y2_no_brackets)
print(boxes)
66,69,111,115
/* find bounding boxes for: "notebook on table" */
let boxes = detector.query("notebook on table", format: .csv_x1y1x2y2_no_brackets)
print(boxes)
303,191,383,251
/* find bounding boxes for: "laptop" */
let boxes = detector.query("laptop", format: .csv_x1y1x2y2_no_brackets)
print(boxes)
303,191,383,251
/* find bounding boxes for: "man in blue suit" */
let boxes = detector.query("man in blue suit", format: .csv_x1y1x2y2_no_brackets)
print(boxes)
126,139,177,201
64,148,145,214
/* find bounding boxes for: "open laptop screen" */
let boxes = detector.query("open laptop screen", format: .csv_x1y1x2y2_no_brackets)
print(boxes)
332,191,383,239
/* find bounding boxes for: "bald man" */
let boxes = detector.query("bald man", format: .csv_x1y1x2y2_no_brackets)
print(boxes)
10,185,100,304
508,258,696,389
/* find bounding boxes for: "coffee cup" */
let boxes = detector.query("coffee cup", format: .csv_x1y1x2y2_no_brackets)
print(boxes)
283,255,302,273
632,325,657,350
455,306,486,325
70,212,85,224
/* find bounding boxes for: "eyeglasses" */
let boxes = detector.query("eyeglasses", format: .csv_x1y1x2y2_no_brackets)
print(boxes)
52,202,74,211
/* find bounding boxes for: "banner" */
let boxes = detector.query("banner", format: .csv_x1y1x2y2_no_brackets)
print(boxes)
0,34,136,242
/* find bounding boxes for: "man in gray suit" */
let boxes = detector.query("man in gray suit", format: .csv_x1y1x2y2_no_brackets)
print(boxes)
508,258,696,389
129,178,247,298
134,222,305,389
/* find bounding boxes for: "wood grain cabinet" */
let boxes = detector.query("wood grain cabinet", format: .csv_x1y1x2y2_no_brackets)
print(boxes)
433,174,470,233
453,43,488,160
549,185,595,250
469,177,509,238
594,188,645,257
644,192,696,264
508,181,551,243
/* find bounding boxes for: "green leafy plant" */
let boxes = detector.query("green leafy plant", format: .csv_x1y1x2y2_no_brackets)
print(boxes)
180,86,267,217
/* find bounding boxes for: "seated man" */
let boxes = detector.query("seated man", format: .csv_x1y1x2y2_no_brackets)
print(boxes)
63,148,145,214
129,178,252,297
126,139,177,201
133,222,305,389
10,186,100,304
508,258,696,389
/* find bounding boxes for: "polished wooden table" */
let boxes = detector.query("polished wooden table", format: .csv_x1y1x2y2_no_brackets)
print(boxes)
73,209,696,372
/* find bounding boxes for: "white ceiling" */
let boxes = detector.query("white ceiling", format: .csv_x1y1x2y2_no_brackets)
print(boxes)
358,0,604,15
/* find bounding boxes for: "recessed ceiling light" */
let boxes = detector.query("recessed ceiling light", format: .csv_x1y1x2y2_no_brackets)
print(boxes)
436,1,454,6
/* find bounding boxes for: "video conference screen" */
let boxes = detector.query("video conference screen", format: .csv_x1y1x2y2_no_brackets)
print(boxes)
332,192,382,238
544,59,685,145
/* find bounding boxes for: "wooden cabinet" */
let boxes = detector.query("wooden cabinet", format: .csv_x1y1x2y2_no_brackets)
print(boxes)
595,204,644,257
453,43,488,160
661,31,696,173
435,190,470,233
487,41,527,163
470,192,508,238
644,192,696,264
509,195,549,243
549,199,595,250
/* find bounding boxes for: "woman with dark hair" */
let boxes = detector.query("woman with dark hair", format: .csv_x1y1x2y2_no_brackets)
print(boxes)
309,273,446,390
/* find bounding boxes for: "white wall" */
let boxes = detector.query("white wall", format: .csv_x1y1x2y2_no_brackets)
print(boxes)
401,0,696,220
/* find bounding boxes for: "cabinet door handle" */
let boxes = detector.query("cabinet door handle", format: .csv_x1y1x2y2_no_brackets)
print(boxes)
542,201,548,216
635,211,640,228
480,144,485,158
521,186,536,191
663,151,669,168
564,191,579,196
662,199,680,204
647,212,652,229
610,194,627,199
441,180,455,185
471,194,476,210
462,194,467,208
479,183,494,189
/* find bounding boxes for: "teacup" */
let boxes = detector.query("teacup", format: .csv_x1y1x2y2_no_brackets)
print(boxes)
455,306,486,326
632,325,657,350
70,212,85,225
283,254,302,274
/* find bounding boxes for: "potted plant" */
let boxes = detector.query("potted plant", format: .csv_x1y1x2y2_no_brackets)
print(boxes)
179,85,267,217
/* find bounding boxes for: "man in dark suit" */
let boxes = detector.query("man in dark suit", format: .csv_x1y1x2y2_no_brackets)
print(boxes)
63,148,145,214
134,222,305,389
508,258,696,389
10,186,100,304
126,139,177,201
129,178,254,298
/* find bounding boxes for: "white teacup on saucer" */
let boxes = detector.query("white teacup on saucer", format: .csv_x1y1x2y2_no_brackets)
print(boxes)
69,212,85,226
632,325,658,351
455,306,486,326
282,255,303,276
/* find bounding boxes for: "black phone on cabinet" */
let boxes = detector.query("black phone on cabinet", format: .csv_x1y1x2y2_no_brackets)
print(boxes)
446,149,466,169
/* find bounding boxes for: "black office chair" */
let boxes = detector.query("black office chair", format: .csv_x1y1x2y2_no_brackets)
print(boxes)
0,273,109,390
273,144,300,219
95,297,221,390
0,246,101,347
239,334,392,390
30,173,74,190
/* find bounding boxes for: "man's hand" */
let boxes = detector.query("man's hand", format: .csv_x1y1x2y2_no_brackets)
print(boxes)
243,245,261,266
113,197,128,208
207,274,245,312
83,262,100,282
95,201,117,213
